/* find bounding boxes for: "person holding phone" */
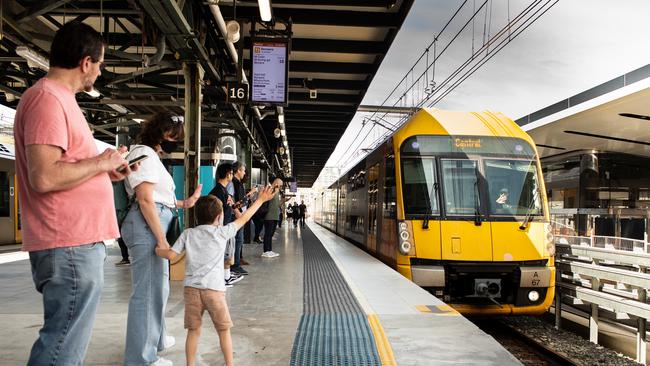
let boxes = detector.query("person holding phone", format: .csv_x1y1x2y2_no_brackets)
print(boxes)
121,112,202,366
13,22,134,365
262,178,283,258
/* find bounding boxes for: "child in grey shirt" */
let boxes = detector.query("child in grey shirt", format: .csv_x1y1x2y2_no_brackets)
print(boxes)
156,186,275,366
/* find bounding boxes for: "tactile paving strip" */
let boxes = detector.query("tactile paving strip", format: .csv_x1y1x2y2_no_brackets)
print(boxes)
290,227,381,366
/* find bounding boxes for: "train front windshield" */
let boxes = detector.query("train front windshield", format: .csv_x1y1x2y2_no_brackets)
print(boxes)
400,135,543,219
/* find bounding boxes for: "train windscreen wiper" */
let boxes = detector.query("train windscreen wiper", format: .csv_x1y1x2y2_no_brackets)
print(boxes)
422,182,438,229
519,160,538,230
519,189,538,230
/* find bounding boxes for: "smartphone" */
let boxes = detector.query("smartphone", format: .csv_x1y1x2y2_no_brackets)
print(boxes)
118,154,148,172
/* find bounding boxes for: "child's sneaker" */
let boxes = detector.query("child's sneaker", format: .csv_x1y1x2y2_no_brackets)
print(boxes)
225,273,244,286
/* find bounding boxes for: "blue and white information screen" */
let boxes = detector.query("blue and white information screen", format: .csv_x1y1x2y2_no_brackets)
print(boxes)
251,41,287,104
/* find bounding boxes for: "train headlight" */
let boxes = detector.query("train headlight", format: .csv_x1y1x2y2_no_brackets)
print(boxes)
528,290,540,302
397,221,415,255
400,241,412,254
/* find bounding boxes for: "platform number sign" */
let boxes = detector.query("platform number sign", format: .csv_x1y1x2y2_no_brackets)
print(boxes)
227,82,249,104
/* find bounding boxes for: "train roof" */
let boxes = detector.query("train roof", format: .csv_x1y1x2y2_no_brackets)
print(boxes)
394,108,535,146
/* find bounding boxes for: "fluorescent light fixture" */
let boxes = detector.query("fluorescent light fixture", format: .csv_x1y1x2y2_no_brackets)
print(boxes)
85,88,101,98
132,118,145,124
278,114,284,124
107,103,128,114
280,129,286,137
16,46,49,71
257,0,272,21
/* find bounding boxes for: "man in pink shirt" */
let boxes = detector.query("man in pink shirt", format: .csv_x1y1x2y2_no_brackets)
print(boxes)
13,22,133,365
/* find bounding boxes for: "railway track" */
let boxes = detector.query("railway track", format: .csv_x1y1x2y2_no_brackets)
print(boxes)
473,319,578,366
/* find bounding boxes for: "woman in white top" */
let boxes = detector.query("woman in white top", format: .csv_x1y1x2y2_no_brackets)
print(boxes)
121,112,201,366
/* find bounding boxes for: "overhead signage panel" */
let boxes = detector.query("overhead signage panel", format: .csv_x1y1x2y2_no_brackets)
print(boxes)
251,39,288,106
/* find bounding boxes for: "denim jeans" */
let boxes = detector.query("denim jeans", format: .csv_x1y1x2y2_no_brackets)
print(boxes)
234,228,244,267
27,242,106,366
121,203,173,365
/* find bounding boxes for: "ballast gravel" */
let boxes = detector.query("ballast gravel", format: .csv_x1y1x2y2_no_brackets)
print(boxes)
502,316,640,366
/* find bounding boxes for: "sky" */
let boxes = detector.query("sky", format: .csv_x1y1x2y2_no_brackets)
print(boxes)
315,0,650,186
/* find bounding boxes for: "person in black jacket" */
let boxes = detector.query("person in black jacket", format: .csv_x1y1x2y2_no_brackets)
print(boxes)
230,161,250,275
209,163,244,286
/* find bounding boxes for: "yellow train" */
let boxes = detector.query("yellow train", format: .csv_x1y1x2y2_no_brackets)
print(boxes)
314,108,555,315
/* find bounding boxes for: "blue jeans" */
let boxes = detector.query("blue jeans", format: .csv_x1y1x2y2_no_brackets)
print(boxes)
121,203,173,365
27,242,106,366
234,228,244,267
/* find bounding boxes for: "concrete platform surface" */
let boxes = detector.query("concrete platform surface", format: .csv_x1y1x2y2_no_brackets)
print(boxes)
0,222,520,365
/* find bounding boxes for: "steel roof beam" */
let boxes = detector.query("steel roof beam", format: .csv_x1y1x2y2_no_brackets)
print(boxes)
16,0,74,23
245,38,386,54
220,7,402,27
288,78,365,90
219,1,401,8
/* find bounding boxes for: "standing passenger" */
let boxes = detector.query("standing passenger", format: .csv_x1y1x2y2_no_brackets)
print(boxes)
299,200,307,228
154,187,275,366
13,21,132,365
209,163,243,286
231,162,250,275
122,112,202,366
262,178,283,257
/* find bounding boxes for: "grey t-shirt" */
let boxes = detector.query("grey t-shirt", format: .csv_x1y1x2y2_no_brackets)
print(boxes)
171,223,237,291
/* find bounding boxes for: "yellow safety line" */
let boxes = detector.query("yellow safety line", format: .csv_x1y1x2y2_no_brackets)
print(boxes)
367,314,397,366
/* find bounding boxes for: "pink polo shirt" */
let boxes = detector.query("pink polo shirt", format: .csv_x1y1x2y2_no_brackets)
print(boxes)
14,78,119,251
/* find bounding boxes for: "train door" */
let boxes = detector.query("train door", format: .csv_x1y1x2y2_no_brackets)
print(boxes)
378,153,398,265
366,164,379,253
440,159,492,261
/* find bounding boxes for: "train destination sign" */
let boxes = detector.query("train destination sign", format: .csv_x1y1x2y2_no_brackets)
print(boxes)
251,39,288,105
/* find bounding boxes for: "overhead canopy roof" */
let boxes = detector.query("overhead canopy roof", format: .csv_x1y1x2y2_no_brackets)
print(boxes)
0,0,414,187
518,64,650,160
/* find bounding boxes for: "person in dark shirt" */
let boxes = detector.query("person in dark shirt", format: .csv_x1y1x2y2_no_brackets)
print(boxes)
209,163,243,286
230,161,250,275
292,202,299,227
299,200,307,228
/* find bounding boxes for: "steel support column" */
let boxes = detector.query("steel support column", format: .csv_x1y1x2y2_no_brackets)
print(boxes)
243,125,254,243
183,62,203,228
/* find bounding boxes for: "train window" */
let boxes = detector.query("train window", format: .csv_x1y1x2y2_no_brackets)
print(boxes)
401,157,439,217
441,160,479,216
383,155,396,218
485,159,542,216
0,172,8,217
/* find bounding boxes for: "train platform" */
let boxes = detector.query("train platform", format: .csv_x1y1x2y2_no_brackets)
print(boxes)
0,222,520,365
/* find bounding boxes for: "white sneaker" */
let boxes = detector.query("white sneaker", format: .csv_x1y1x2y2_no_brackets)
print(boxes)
269,251,280,257
162,335,175,350
150,357,173,366
261,251,272,257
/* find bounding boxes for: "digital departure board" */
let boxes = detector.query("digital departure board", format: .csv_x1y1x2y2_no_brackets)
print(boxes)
251,39,289,105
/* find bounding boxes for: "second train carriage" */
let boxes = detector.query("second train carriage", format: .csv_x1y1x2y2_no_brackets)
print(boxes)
315,108,555,315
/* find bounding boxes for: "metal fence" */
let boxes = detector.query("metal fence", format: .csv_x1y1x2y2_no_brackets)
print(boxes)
555,235,650,364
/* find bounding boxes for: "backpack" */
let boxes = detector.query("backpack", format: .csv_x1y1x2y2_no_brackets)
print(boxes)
113,180,134,227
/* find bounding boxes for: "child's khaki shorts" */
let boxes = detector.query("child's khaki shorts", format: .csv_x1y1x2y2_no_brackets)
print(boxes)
184,287,233,330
